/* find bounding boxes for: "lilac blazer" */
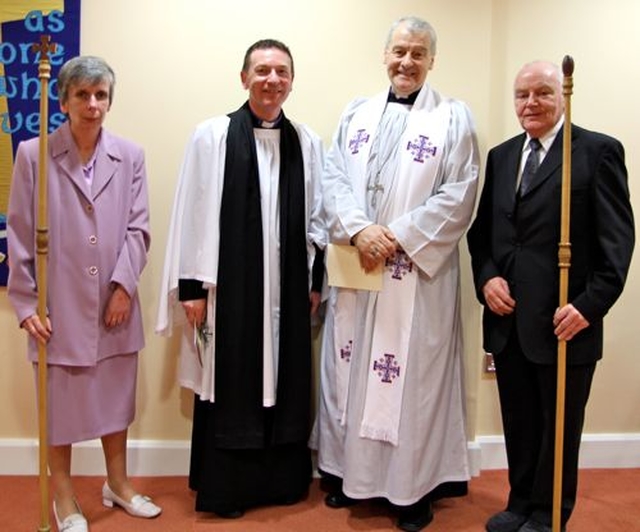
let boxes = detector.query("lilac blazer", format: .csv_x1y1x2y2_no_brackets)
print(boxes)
7,121,151,366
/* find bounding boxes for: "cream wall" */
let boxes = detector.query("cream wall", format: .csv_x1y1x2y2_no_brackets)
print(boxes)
1,0,638,459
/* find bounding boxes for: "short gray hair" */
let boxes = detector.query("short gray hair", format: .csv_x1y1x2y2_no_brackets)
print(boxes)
385,16,437,55
57,56,115,106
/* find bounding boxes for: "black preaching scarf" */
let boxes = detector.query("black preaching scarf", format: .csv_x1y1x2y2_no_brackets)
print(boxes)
213,101,311,448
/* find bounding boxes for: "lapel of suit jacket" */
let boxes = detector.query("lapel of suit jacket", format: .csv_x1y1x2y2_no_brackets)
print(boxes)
51,121,92,203
501,134,526,211
90,129,120,201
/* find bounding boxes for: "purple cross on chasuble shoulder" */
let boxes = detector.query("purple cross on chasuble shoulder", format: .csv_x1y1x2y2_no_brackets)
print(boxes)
348,128,370,154
406,134,438,163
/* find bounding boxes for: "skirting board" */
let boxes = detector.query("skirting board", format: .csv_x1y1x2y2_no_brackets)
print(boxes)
1,434,639,476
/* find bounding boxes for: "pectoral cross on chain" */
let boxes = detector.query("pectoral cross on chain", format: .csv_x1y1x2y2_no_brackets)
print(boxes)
367,178,385,209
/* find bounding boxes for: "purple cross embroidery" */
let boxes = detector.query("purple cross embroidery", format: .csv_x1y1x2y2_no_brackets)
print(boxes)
349,129,370,154
373,353,401,383
406,135,437,163
385,251,413,280
340,340,353,362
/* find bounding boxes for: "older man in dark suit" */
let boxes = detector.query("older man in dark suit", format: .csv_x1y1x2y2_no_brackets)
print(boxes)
467,60,634,532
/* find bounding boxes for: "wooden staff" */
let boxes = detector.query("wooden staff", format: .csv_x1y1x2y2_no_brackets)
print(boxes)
32,34,56,532
553,54,574,532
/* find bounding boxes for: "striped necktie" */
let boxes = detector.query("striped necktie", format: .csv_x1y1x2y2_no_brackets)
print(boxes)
519,138,542,196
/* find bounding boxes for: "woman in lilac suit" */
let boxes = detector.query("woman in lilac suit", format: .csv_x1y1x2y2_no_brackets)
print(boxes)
7,56,160,531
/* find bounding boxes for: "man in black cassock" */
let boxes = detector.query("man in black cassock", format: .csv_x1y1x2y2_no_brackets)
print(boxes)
156,38,325,518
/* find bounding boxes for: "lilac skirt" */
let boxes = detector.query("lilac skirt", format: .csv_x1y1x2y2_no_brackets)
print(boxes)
33,353,137,445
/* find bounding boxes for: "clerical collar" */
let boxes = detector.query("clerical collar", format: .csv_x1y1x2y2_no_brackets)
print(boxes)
387,88,420,105
250,110,283,129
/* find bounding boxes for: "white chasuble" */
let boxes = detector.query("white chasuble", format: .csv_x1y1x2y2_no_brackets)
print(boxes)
333,92,451,445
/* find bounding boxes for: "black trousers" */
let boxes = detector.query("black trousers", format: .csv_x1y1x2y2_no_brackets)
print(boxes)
494,329,596,526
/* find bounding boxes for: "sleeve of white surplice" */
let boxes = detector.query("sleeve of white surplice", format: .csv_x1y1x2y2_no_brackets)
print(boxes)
322,98,373,244
305,129,328,296
155,117,228,335
389,100,480,278
299,124,327,251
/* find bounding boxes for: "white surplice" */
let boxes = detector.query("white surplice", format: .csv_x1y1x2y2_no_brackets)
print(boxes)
156,116,325,404
311,84,480,505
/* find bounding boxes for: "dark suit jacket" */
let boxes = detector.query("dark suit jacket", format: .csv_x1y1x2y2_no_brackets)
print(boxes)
468,124,634,365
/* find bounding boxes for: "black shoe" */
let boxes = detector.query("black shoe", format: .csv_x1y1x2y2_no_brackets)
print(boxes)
276,490,308,506
325,490,359,508
214,508,244,519
318,469,343,494
397,500,434,532
485,510,528,532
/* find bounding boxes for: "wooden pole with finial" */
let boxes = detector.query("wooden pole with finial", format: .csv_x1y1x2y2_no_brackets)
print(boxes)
553,54,574,532
32,34,56,532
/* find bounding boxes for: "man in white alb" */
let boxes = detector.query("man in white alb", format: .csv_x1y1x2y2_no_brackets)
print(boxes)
312,16,480,532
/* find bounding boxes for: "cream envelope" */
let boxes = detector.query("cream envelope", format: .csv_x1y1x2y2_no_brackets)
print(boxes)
326,244,383,291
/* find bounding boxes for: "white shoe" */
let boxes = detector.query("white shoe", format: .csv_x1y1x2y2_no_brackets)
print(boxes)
53,500,88,532
102,481,162,518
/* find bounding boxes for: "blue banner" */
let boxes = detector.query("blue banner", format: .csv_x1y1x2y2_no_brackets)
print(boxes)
0,0,80,286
